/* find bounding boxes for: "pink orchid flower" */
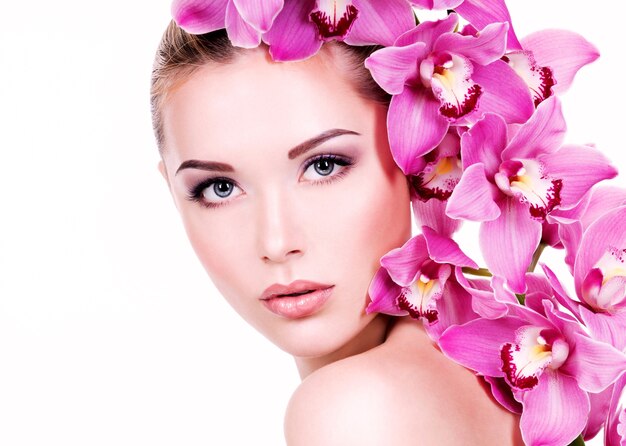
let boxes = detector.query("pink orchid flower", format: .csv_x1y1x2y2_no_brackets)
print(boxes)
446,97,617,293
367,227,478,339
543,205,626,353
263,0,416,61
439,299,626,446
171,0,284,47
365,13,534,174
409,129,464,236
503,29,600,108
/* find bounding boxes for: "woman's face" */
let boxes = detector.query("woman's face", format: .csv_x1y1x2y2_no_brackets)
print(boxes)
159,47,411,359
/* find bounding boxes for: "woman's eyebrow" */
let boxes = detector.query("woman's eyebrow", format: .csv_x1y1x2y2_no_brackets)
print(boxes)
176,160,234,175
287,128,360,159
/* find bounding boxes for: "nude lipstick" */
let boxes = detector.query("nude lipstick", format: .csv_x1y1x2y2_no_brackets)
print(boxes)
260,280,334,319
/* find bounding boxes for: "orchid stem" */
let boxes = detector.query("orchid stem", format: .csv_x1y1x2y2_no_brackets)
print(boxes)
567,435,585,446
461,267,492,277
527,243,547,273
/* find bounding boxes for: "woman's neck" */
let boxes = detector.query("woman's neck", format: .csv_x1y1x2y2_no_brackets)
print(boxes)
293,314,392,379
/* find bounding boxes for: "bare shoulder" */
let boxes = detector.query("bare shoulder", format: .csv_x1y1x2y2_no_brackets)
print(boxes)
284,319,523,446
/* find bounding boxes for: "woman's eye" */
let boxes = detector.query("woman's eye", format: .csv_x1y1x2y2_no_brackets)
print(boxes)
301,155,354,182
189,178,242,208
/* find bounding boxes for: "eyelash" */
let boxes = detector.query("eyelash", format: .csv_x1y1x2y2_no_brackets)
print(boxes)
187,153,355,209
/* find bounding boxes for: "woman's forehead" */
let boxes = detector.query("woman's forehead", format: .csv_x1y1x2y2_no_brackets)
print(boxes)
161,49,380,162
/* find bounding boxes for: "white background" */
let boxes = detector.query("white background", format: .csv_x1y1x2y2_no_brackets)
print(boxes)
0,1,623,445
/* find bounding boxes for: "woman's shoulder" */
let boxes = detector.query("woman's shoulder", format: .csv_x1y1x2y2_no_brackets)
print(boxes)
284,318,523,446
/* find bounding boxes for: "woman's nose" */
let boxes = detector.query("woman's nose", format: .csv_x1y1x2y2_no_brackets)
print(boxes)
256,191,304,264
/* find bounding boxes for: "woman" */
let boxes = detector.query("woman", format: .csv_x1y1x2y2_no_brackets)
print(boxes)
151,19,524,444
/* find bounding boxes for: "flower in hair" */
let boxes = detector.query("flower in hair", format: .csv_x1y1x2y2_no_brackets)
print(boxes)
364,13,534,174
445,97,617,294
263,0,416,61
367,226,478,339
171,0,284,47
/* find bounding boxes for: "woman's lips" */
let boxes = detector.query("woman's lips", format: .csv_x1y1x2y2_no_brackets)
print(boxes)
260,280,334,319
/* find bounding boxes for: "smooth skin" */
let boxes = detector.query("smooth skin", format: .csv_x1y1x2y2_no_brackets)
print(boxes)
158,44,523,445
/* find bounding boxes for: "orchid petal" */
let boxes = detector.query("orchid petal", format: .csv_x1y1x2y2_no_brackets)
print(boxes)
309,0,359,41
460,112,507,175
521,29,600,95
579,307,626,355
346,0,416,46
483,376,523,414
455,269,509,319
584,385,613,440
422,226,478,268
541,144,618,209
434,22,508,65
563,333,626,393
232,0,283,32
502,96,566,160
394,13,457,47
503,50,556,107
540,264,581,319
580,186,626,230
446,163,501,221
439,316,527,376
425,279,477,341
263,0,322,62
411,198,463,237
364,43,427,95
388,87,449,173
480,198,542,294
380,235,429,286
366,267,406,316
471,60,535,124
226,0,262,48
606,374,626,446
454,0,522,50
519,371,589,446
171,0,227,34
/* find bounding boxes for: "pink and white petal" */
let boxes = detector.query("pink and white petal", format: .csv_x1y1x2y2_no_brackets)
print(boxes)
346,0,416,46
422,226,478,269
502,96,566,160
438,316,527,377
364,43,428,95
430,54,483,120
503,50,556,108
425,279,478,341
519,371,589,446
411,198,463,237
459,112,508,175
380,235,430,287
471,60,535,125
394,12,457,47
225,0,262,48
410,0,464,10
563,333,626,394
446,163,501,221
388,87,450,173
454,0,522,50
366,267,407,316
434,22,508,65
583,385,614,440
574,206,626,295
541,144,618,209
522,29,600,95
480,198,542,294
232,0,283,32
172,0,227,34
579,307,626,352
262,0,323,61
